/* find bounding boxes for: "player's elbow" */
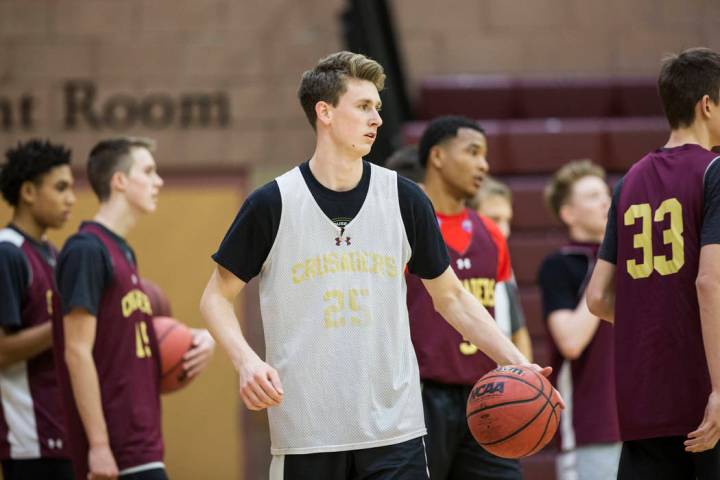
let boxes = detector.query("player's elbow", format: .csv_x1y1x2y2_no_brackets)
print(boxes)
63,339,91,369
696,271,720,300
586,287,607,319
558,342,583,361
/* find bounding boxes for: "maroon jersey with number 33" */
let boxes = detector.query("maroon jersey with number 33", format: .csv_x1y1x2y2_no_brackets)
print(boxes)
614,145,719,441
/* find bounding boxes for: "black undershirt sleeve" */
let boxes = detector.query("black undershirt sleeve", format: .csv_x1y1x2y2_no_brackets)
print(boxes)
598,177,624,264
56,234,112,316
212,180,282,283
0,243,29,330
397,176,451,279
537,255,580,319
701,159,720,246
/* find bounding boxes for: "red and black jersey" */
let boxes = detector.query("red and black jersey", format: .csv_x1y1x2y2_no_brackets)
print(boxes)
406,209,511,386
54,222,163,478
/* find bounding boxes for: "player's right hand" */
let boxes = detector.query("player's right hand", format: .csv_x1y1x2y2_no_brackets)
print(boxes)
238,353,284,411
517,363,566,410
88,444,118,480
685,390,720,453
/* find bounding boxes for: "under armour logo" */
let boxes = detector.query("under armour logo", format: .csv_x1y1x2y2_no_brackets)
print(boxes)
48,438,63,449
456,258,471,270
335,236,351,246
335,227,351,246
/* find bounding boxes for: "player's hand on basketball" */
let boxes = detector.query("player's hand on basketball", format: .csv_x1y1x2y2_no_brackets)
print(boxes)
521,363,552,378
686,391,720,452
88,444,118,480
238,353,284,411
183,328,216,378
519,363,566,410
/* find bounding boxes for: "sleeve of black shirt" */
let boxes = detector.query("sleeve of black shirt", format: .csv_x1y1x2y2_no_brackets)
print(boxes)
212,180,282,283
56,234,112,316
701,159,720,246
0,243,30,330
397,176,451,279
598,177,624,264
537,254,580,319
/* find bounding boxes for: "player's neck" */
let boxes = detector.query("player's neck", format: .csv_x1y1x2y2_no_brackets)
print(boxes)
423,177,466,215
308,146,364,192
665,125,714,151
94,200,137,238
11,210,46,242
568,227,602,244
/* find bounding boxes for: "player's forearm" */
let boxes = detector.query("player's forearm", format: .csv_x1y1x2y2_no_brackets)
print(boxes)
438,288,527,366
511,327,533,362
0,322,52,368
697,270,720,391
64,343,110,447
199,287,255,370
586,261,616,323
549,298,601,360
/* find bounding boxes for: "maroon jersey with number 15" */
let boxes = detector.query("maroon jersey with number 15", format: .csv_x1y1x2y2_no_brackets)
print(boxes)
54,223,163,478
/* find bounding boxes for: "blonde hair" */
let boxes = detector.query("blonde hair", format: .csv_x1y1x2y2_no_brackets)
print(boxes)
298,51,386,129
544,159,605,220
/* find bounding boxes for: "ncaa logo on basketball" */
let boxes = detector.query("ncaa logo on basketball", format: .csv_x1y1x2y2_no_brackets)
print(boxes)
470,382,505,399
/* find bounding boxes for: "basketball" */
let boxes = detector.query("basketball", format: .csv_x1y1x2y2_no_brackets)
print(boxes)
153,316,195,394
466,365,561,459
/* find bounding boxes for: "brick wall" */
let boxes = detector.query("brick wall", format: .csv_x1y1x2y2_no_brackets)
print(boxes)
1,1,715,171
0,0,344,171
394,0,720,90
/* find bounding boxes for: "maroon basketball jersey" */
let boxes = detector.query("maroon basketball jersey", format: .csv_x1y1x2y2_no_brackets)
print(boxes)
614,144,719,440
54,223,163,477
0,227,67,460
407,209,508,385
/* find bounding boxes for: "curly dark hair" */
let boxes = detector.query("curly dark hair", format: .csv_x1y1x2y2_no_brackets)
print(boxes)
0,139,72,206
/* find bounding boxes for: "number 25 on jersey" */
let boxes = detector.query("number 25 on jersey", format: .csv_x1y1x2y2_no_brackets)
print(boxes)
624,198,684,279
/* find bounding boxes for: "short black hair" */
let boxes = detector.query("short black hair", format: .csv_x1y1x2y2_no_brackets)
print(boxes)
384,144,424,182
87,137,155,202
0,139,72,206
658,47,720,129
418,116,484,167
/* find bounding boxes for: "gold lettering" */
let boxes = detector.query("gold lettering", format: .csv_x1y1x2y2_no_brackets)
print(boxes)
370,253,383,274
485,279,496,307
292,263,305,284
121,289,153,318
385,256,397,278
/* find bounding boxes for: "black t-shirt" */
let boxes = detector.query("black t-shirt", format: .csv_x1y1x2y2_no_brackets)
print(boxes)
537,247,595,319
213,160,450,282
56,221,138,316
599,159,720,263
0,224,54,330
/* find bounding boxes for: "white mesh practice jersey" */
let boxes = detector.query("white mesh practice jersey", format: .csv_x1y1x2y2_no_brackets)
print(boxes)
258,163,426,455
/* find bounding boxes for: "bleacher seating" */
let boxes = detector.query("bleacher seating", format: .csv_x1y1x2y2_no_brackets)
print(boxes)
405,75,669,480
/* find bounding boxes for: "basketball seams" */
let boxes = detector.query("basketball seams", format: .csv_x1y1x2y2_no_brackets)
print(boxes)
467,369,561,457
156,323,179,344
476,393,551,447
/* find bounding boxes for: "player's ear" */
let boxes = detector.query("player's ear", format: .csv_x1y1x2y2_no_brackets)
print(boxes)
110,169,129,194
429,145,444,169
700,94,714,119
315,101,332,127
19,180,37,205
559,203,575,226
